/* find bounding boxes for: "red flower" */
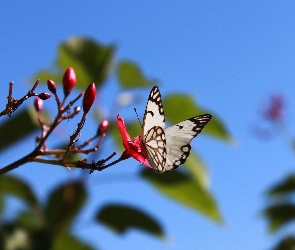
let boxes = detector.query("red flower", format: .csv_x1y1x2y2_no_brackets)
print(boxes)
265,94,284,122
117,115,151,168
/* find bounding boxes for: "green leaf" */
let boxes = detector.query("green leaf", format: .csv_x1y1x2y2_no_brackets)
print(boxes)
33,37,114,90
141,168,221,222
263,204,295,232
184,151,209,189
0,175,38,208
96,204,164,238
117,61,157,88
267,174,295,197
16,210,40,230
0,107,40,151
53,233,94,250
273,235,295,250
0,194,3,219
163,94,231,142
44,181,86,233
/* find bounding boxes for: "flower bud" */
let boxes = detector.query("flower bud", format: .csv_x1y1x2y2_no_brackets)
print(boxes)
34,97,43,112
83,83,96,114
97,120,109,135
38,92,51,100
47,80,56,94
74,106,81,113
62,67,77,97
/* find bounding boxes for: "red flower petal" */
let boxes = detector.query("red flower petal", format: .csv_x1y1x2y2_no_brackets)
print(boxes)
117,115,152,168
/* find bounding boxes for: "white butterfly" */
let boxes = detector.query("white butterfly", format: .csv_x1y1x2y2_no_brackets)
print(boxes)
141,86,212,173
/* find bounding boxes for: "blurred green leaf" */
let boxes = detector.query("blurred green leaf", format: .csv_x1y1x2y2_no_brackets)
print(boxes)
184,151,209,189
53,233,94,250
32,37,114,90
44,181,86,233
0,194,3,219
263,204,295,232
273,235,295,250
0,175,38,208
0,223,32,250
0,107,40,151
117,61,157,88
29,228,53,250
163,94,231,142
16,210,39,230
141,168,221,222
267,175,295,196
96,204,164,238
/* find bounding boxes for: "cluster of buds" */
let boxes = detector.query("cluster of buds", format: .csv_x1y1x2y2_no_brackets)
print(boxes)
30,67,112,173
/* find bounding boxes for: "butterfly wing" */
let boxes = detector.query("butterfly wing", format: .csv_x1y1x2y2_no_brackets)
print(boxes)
142,86,165,136
162,114,212,172
141,86,167,172
143,126,167,172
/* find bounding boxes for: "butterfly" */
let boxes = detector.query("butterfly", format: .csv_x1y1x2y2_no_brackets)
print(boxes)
141,86,212,173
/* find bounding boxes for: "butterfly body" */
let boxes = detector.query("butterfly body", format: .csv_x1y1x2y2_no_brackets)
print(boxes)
141,86,211,173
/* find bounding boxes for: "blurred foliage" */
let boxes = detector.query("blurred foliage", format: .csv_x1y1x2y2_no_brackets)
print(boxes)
141,168,221,222
0,37,233,248
0,176,93,250
263,174,295,249
263,175,295,232
0,107,40,151
117,60,157,88
32,37,114,89
96,204,164,237
163,94,231,142
273,235,295,250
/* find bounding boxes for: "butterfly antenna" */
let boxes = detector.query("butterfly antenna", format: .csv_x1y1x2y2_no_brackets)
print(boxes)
134,108,142,127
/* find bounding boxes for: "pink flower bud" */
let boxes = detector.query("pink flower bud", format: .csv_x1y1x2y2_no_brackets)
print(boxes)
34,97,43,112
97,120,109,135
38,92,51,100
62,67,77,97
83,83,96,114
47,80,56,94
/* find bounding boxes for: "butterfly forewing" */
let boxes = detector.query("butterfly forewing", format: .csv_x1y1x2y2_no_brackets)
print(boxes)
163,114,212,172
143,126,167,172
142,86,165,136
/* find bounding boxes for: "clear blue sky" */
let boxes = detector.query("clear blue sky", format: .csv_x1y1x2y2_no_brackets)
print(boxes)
1,1,295,249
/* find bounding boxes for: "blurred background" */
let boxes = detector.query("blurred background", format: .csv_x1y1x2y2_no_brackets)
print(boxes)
1,1,295,249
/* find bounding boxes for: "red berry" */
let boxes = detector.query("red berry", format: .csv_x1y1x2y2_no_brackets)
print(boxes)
34,97,43,112
47,80,56,94
38,92,51,100
97,120,109,135
62,67,77,97
83,83,96,114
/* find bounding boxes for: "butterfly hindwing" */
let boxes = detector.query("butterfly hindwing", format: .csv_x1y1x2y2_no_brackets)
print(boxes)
163,114,212,172
142,86,165,136
143,126,167,172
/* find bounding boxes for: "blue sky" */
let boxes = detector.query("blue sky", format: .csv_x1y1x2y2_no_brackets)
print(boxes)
1,1,295,249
